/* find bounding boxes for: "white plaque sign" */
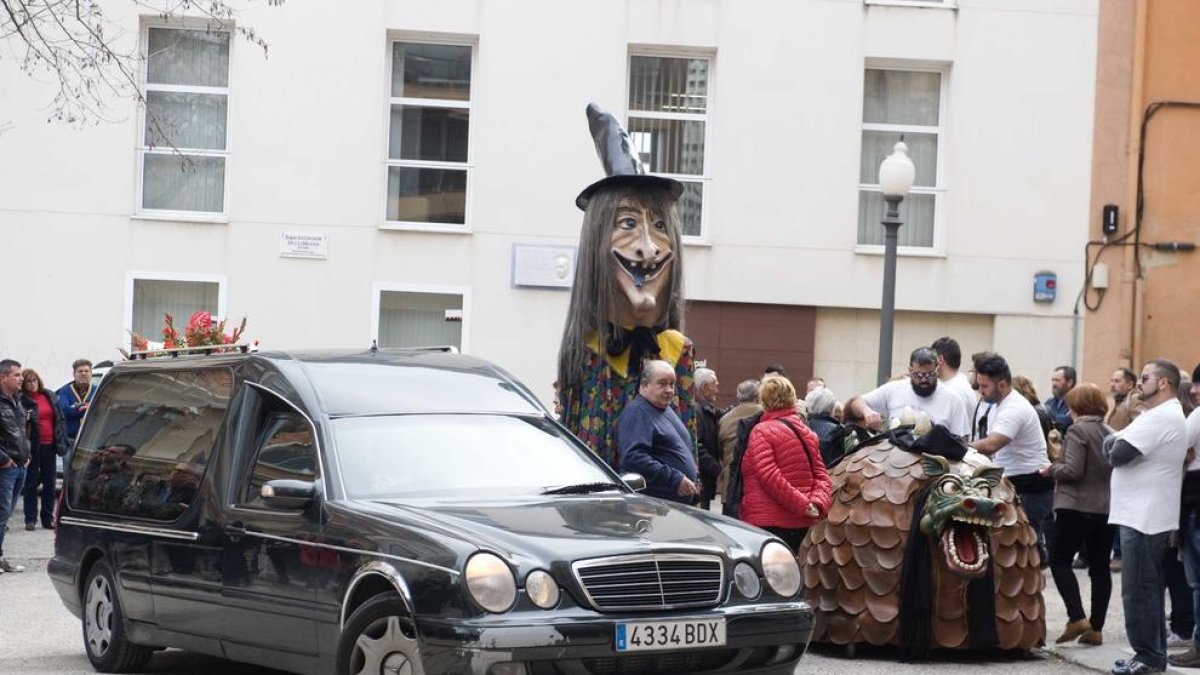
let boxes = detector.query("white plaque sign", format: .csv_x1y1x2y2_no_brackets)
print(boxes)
280,232,328,259
512,244,576,289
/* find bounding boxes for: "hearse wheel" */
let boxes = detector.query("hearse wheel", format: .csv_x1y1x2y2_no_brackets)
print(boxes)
82,560,154,672
337,594,426,675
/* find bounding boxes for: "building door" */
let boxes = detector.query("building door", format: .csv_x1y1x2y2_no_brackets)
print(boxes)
686,301,816,409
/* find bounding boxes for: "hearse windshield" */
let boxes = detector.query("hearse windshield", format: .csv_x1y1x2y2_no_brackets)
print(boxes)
333,414,618,499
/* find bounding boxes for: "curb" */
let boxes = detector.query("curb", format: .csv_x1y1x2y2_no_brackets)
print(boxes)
1048,642,1192,675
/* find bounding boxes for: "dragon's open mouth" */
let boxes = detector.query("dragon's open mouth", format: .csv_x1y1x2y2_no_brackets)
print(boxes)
612,250,672,288
939,516,993,578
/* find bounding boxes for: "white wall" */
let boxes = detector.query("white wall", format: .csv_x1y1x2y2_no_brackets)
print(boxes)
0,0,1099,403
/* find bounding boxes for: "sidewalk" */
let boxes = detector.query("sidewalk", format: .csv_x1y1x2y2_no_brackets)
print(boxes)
1042,563,1193,675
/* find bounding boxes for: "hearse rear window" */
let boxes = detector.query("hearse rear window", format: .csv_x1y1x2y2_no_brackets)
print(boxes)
69,368,233,520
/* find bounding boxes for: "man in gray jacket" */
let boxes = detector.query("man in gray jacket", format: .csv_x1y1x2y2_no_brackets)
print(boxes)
0,358,30,574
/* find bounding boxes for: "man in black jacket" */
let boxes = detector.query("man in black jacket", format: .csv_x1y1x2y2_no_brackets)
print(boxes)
0,358,30,574
693,368,724,510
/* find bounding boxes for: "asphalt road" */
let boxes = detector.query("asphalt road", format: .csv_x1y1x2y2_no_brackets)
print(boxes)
0,505,1104,675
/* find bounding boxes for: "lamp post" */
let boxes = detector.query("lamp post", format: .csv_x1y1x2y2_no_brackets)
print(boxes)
876,141,916,386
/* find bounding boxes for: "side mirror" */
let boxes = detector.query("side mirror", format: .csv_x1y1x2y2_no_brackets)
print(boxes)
620,473,647,493
261,479,318,510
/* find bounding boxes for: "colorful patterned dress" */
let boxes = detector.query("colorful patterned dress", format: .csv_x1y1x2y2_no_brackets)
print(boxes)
559,329,696,469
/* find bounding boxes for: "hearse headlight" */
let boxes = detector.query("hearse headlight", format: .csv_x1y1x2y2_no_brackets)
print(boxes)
733,562,761,599
761,542,801,597
525,569,560,609
465,553,517,613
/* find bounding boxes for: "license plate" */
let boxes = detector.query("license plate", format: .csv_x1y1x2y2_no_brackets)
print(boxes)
615,618,727,652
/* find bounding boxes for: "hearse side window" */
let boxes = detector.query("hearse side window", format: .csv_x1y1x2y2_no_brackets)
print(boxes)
69,368,232,520
242,406,319,506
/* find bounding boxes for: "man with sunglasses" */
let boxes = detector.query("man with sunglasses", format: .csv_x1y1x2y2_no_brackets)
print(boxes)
1104,359,1187,675
849,347,970,438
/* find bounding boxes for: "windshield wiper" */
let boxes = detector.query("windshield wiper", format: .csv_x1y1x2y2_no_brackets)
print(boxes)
541,482,623,495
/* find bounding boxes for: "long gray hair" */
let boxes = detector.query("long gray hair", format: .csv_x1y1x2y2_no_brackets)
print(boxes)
557,185,686,388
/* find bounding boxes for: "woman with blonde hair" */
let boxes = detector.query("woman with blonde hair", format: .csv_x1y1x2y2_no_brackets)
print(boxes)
1039,382,1113,646
739,377,831,552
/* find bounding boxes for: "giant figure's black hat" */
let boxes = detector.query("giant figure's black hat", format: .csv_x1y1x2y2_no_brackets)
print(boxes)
575,103,683,210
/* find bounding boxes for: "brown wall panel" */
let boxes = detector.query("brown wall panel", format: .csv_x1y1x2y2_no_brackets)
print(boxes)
686,301,816,409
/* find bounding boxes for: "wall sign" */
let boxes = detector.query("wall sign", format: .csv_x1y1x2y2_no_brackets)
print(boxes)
280,232,328,260
512,244,576,289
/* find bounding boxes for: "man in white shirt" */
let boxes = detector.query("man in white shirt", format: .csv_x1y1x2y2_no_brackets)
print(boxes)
969,354,1052,567
1106,359,1188,675
849,348,970,438
932,336,980,429
1169,363,1200,668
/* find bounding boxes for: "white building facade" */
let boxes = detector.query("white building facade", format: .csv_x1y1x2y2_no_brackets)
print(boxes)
0,0,1098,405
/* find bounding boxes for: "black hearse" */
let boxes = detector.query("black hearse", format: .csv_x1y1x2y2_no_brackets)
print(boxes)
50,348,813,675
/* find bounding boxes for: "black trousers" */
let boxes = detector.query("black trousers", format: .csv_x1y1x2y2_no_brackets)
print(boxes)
22,444,57,527
763,527,808,555
1049,509,1114,629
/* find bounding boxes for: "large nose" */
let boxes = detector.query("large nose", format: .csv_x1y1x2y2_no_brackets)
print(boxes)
634,222,660,261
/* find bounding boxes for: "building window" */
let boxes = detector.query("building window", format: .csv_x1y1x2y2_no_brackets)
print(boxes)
857,67,944,248
140,27,231,215
376,289,464,350
627,53,711,238
129,275,223,346
386,41,473,228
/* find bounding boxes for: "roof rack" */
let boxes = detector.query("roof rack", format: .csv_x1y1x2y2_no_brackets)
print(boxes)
127,344,253,360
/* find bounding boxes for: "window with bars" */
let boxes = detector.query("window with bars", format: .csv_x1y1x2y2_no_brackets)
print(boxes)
131,277,221,344
386,41,473,228
139,27,230,215
627,54,711,238
857,68,944,248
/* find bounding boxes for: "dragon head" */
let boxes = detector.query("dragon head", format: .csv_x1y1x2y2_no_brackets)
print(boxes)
917,454,1007,579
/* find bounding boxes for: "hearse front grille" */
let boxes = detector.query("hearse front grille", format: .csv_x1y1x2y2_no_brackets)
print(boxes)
572,553,724,611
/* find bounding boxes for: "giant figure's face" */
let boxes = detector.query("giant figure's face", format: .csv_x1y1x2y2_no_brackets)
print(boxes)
918,456,1007,579
609,195,674,326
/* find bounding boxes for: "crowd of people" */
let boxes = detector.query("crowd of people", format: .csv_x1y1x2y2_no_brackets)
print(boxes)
591,336,1200,675
0,358,97,575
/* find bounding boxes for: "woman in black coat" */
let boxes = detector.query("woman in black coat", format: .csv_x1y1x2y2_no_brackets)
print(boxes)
20,369,68,530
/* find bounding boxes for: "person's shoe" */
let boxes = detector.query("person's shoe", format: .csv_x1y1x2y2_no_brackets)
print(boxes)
1057,619,1093,644
23,522,34,531
1112,659,1164,675
1169,647,1200,668
1169,632,1190,649
1073,554,1089,569
1110,558,1123,572
1078,629,1104,645
0,558,25,573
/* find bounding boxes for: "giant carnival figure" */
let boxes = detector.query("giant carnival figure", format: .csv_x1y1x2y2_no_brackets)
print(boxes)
800,426,1045,660
557,103,695,469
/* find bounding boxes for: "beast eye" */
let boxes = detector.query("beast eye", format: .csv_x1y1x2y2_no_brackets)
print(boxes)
977,484,992,498
940,481,960,495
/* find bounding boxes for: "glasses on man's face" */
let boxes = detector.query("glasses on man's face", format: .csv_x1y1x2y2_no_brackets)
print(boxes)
910,371,938,382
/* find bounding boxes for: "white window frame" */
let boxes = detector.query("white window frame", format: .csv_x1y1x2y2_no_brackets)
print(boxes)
135,21,233,222
123,271,229,347
371,282,472,353
381,34,477,233
865,0,956,9
626,46,715,243
855,61,949,256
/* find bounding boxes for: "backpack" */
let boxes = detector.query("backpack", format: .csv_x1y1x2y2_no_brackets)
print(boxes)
722,412,763,518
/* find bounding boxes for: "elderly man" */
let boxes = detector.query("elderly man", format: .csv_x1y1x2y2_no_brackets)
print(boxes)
1106,359,1188,675
693,367,724,510
0,359,30,574
618,360,700,505
57,358,95,446
718,380,761,506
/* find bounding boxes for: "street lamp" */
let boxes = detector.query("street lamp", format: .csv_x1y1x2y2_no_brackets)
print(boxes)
876,141,916,386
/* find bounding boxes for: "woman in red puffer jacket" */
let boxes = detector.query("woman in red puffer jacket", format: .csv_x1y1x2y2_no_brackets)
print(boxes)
740,376,832,552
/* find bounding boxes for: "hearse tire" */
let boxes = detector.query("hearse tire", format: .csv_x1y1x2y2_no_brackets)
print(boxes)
81,560,154,673
337,594,425,675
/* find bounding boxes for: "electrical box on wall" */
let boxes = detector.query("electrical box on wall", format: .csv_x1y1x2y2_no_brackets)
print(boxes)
1034,271,1057,303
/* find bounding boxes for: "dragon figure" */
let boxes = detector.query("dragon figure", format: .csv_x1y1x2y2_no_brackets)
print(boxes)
800,435,1045,660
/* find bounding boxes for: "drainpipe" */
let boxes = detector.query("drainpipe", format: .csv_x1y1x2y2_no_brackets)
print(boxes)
1123,0,1149,368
